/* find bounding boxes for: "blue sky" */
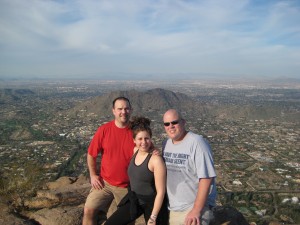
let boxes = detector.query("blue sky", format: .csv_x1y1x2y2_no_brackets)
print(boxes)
0,0,299,80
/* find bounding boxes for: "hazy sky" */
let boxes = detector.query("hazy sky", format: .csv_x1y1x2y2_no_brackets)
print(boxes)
0,0,299,80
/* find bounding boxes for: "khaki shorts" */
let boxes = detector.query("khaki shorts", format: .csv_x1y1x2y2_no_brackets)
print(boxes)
169,206,214,225
84,180,128,211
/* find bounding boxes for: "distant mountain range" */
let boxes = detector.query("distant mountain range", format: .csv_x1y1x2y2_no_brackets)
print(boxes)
67,88,204,119
66,88,299,122
1,87,298,122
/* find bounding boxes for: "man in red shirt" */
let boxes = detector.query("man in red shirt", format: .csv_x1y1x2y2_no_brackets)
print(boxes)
82,97,135,225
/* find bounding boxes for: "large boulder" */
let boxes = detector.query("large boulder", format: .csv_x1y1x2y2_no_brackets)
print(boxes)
23,175,145,225
24,175,90,210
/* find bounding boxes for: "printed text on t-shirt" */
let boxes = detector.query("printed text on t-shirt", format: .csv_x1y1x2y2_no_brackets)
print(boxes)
163,152,189,165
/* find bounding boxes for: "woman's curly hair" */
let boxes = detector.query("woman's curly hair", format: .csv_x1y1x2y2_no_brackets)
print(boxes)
129,116,152,138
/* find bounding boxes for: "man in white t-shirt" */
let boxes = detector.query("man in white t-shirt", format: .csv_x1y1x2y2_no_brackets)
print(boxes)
162,109,217,225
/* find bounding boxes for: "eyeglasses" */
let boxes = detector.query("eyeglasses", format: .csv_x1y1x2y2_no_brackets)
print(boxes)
164,120,180,127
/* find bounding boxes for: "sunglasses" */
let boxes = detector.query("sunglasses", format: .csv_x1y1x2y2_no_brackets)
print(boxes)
164,120,180,127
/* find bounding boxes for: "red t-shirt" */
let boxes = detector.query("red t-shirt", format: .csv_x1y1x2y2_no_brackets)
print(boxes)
88,120,134,187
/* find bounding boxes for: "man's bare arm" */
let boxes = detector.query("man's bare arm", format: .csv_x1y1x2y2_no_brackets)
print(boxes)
87,154,104,189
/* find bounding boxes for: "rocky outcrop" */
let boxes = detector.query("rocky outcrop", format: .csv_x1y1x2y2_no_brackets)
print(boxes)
24,176,89,210
28,206,84,225
20,175,145,225
3,175,277,225
211,206,249,225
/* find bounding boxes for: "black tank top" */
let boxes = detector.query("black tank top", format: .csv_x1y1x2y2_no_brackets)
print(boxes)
128,150,155,196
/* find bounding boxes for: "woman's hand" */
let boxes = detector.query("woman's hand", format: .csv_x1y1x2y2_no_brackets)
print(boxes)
147,217,156,225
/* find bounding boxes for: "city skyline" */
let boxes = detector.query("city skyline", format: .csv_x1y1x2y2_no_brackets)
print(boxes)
0,0,300,80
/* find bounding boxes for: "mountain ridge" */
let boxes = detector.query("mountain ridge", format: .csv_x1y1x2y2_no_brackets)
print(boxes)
66,88,203,120
63,88,299,123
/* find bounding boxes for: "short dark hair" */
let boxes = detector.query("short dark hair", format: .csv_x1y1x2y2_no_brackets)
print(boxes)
112,96,131,109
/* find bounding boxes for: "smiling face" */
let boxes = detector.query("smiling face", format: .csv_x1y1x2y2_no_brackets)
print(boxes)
112,99,132,127
163,109,186,144
134,130,152,152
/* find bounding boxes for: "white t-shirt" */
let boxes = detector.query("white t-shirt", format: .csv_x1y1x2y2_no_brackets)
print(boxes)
163,131,217,211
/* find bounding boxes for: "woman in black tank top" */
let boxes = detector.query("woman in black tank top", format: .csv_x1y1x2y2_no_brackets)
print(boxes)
105,117,168,225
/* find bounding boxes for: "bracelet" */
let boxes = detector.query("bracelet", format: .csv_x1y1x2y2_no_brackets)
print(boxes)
149,214,157,223
150,214,157,219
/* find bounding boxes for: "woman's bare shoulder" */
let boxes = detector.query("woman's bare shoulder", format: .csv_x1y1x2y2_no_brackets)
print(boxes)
150,154,165,165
